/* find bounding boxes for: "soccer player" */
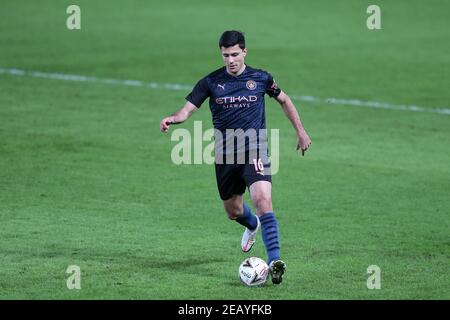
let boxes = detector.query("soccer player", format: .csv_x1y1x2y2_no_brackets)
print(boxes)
160,30,311,284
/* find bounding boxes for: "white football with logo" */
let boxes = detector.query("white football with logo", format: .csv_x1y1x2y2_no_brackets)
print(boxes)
238,257,269,287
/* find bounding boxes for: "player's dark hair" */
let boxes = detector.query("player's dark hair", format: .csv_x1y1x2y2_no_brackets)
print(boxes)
219,30,246,49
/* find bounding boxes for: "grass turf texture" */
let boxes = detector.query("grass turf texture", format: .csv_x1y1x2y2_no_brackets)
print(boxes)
0,0,449,299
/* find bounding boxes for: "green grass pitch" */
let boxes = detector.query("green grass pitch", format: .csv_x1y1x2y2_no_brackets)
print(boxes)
0,0,449,299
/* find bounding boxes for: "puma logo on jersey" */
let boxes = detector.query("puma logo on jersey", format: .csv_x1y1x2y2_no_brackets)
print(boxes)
218,84,225,90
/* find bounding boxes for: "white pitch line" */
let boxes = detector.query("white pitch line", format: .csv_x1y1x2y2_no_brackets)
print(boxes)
1,67,449,115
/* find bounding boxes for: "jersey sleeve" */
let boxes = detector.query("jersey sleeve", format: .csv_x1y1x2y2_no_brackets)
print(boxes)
185,77,210,108
265,73,281,98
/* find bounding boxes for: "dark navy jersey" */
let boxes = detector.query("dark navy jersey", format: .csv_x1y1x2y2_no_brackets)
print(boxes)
186,65,281,155
186,65,281,132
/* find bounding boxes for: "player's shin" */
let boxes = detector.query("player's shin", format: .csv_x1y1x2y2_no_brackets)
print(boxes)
236,203,258,230
259,212,280,264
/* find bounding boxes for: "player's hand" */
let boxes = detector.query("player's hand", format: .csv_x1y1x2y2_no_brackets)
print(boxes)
296,130,312,156
160,117,174,133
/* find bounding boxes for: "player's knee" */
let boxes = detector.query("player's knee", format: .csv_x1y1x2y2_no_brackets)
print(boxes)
223,197,244,220
224,205,244,220
253,196,272,214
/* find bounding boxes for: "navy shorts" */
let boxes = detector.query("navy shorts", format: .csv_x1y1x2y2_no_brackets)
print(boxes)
214,150,272,201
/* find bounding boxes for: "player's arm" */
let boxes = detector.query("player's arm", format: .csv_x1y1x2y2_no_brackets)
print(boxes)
160,77,209,133
160,101,198,133
275,91,312,156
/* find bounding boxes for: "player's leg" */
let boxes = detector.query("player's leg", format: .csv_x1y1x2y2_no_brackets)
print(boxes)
215,163,259,251
248,180,286,284
248,181,278,260
223,194,257,227
223,195,260,252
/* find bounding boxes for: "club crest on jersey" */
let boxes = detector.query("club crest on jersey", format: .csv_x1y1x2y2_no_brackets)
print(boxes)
246,80,257,90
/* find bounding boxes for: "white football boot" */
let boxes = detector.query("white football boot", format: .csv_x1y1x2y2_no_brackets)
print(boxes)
241,216,261,252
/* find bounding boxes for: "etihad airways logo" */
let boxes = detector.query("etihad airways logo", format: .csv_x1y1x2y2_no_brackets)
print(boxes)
216,95,258,108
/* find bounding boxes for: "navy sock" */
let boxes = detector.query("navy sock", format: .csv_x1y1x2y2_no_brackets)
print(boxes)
259,212,280,264
235,203,258,230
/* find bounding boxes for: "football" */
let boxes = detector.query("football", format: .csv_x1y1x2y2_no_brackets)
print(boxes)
238,257,269,287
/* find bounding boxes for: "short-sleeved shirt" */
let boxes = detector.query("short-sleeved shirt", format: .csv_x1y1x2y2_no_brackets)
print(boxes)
186,65,281,155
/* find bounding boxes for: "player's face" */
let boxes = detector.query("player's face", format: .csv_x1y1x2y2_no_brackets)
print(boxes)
221,45,247,75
